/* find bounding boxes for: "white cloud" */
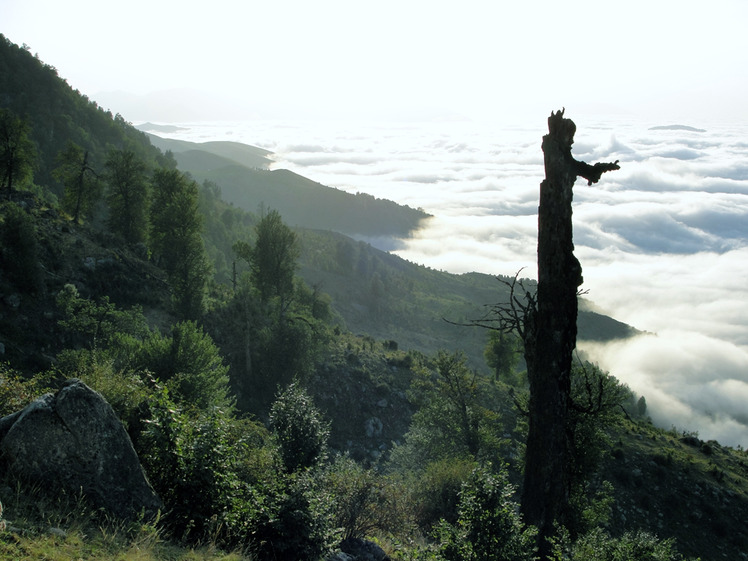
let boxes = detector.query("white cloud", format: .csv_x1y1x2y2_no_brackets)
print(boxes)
581,331,748,447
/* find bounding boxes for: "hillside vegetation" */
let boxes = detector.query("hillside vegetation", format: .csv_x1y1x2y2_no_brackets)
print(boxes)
1,33,746,560
147,132,431,239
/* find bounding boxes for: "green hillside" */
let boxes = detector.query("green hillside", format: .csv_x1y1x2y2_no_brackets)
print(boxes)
295,228,637,368
144,133,273,170
148,133,431,238
0,36,165,192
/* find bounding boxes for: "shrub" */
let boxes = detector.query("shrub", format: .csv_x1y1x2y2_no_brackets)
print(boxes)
414,458,477,531
137,387,244,543
434,466,537,561
246,472,338,561
137,320,233,411
321,455,415,540
0,364,50,416
268,381,329,473
566,528,690,561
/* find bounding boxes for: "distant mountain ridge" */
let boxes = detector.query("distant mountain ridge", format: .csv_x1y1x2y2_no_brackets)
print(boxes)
145,133,273,170
146,132,431,239
649,124,706,132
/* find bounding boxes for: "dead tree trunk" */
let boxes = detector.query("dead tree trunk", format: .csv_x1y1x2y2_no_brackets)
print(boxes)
521,109,619,556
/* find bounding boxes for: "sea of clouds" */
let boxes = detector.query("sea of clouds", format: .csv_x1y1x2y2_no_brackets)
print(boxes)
159,115,748,447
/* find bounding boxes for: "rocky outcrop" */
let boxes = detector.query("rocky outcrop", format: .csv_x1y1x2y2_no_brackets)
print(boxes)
0,379,161,519
338,538,391,561
327,538,392,561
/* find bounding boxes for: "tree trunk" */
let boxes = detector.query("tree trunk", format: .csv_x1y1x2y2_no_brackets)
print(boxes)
520,110,618,557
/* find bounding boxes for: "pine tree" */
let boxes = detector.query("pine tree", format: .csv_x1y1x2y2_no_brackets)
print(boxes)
151,168,211,319
105,148,149,245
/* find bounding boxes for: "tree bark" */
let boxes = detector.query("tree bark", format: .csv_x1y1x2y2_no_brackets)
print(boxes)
520,109,618,557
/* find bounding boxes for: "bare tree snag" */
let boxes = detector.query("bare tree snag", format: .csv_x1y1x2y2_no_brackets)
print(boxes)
521,109,619,556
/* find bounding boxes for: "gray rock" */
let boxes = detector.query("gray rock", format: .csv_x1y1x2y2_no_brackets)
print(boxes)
327,553,354,561
340,538,391,561
0,379,162,519
364,417,383,438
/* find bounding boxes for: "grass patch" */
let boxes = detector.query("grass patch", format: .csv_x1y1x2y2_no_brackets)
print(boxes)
0,477,248,561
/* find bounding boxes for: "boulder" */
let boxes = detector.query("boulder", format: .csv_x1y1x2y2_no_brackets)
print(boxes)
0,378,162,519
340,538,391,561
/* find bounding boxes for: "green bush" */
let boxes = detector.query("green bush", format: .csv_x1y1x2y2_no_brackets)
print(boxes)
136,320,233,411
269,381,329,473
322,455,415,540
433,466,537,561
564,528,691,561
137,387,244,544
246,472,338,561
414,458,478,531
0,364,50,416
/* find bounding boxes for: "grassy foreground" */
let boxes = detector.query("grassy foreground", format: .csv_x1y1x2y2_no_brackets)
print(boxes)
0,483,247,561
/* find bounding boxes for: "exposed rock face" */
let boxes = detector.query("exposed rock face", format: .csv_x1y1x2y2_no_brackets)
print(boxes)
0,378,161,519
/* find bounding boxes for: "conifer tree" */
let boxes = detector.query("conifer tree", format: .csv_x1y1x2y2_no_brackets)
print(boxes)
0,109,36,197
54,141,101,223
234,209,299,305
105,148,149,245
151,168,211,319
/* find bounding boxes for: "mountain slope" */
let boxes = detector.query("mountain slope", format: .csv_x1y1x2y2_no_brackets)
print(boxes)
0,35,164,192
294,228,639,369
147,133,431,239
145,133,272,170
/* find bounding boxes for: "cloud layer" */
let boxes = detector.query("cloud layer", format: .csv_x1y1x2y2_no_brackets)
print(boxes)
161,115,748,446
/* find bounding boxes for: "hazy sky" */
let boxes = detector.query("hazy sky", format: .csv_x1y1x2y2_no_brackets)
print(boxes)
3,0,748,123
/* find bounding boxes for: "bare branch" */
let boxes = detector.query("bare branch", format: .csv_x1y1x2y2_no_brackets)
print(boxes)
444,268,536,342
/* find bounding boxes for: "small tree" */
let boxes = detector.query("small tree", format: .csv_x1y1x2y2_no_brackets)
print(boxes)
269,381,329,473
54,141,101,223
389,351,507,472
435,467,538,561
234,209,299,305
484,330,522,383
105,148,149,245
137,320,233,411
0,109,36,197
150,168,211,319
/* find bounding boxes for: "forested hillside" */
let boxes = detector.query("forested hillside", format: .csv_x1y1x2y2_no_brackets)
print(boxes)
1,34,746,560
146,132,431,239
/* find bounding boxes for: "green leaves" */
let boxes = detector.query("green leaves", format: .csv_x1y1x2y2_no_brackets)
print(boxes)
234,209,299,304
105,148,149,245
434,467,537,561
151,168,211,319
0,108,36,195
269,382,329,473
